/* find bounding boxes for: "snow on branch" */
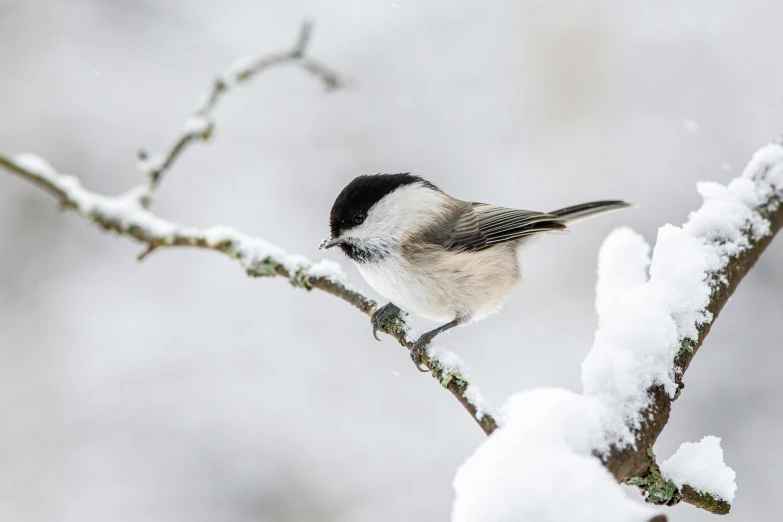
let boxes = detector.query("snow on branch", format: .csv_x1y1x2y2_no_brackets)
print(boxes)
0,23,497,438
660,436,736,504
0,152,496,434
599,144,783,512
453,143,783,521
3,20,782,522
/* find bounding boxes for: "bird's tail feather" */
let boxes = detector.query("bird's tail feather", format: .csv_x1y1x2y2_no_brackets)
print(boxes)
549,200,632,225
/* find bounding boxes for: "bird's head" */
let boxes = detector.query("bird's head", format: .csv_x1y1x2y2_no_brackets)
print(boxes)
321,173,441,262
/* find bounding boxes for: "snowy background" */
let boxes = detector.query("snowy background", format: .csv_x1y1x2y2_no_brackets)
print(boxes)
1,1,781,521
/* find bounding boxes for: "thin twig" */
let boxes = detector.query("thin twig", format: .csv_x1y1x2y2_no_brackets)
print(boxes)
139,21,343,201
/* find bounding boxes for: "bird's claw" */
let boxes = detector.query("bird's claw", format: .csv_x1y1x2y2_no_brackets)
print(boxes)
371,303,433,372
410,335,433,372
371,303,400,342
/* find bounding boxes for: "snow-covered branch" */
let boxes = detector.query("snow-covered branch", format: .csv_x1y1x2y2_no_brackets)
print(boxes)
598,145,783,512
453,143,783,521
0,151,497,434
3,21,782,522
0,24,497,438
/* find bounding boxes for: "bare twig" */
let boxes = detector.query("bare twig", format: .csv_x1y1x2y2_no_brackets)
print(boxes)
138,21,343,202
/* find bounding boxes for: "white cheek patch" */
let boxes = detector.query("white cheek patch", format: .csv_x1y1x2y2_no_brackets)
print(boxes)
348,202,397,246
343,183,445,249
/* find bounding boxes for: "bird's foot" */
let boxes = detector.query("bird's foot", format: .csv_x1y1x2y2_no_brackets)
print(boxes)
409,333,435,372
371,303,401,341
407,318,461,373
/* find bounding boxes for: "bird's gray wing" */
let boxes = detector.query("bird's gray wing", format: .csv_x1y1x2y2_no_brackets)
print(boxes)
443,203,566,252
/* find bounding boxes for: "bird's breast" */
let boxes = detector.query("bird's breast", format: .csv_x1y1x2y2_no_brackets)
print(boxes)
356,245,522,323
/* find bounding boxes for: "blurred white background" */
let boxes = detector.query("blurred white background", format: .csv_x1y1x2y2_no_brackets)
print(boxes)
1,1,781,520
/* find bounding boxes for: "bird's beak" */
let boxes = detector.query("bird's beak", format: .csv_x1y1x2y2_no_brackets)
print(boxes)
319,235,346,250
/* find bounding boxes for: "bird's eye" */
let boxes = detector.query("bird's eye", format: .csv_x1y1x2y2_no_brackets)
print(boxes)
353,213,365,225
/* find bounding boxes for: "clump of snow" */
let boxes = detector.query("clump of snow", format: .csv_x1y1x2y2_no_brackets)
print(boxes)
583,222,721,444
13,153,57,178
182,116,212,135
595,226,650,324
238,236,287,265
279,253,310,273
660,436,736,502
201,225,241,246
686,178,771,248
427,345,469,377
307,259,348,283
452,389,660,522
648,224,717,340
741,143,783,190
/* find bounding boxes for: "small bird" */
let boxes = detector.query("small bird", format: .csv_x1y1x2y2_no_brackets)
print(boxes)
321,173,630,371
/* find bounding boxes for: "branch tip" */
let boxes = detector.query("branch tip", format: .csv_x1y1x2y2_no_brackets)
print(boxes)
137,244,159,262
294,21,314,58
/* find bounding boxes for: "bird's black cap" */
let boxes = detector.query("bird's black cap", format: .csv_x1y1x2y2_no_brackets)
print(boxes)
328,173,437,237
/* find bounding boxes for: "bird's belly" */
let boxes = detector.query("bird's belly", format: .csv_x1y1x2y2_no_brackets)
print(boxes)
357,258,454,322
356,249,520,323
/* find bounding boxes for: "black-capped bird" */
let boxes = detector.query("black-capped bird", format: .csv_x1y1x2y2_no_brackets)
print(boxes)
321,174,629,371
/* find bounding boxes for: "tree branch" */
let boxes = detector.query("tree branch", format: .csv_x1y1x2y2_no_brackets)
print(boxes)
0,152,496,434
625,447,731,514
137,21,342,203
3,21,780,518
0,23,496,437
451,149,781,521
602,147,783,514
